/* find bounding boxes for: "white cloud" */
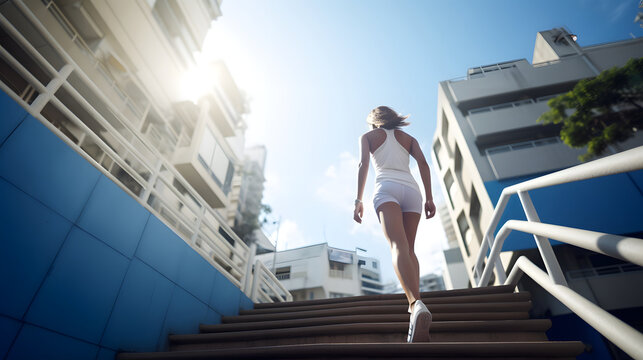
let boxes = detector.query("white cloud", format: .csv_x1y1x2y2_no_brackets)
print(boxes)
268,219,313,251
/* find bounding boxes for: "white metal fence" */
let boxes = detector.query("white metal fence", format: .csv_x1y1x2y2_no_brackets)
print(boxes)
0,0,290,303
474,146,643,359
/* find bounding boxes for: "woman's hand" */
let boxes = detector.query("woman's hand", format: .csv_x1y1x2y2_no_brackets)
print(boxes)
353,202,364,223
425,199,436,219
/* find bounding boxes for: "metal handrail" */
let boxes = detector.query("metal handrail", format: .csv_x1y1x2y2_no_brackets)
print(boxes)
474,146,643,281
477,220,643,286
506,257,643,359
0,0,290,301
474,146,643,359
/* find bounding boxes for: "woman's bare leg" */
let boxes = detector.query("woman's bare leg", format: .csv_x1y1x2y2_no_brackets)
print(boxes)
403,211,422,311
377,202,420,308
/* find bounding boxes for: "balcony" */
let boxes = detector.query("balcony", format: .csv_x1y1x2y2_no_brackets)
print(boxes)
467,100,552,138
486,139,585,180
447,57,595,106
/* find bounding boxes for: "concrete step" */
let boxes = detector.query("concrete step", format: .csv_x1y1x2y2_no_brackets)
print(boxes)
211,312,533,332
170,320,552,351
117,341,586,359
253,285,517,310
203,312,532,333
240,292,531,315
223,301,532,323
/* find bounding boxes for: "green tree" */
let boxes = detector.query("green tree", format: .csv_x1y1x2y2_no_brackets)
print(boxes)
233,203,272,245
538,57,643,161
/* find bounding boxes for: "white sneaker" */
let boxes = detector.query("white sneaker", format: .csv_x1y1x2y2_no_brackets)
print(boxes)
407,300,432,343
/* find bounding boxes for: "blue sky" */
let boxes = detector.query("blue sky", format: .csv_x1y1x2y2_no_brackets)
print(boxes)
199,0,642,284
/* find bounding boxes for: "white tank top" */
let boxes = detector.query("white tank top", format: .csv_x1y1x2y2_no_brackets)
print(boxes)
370,128,421,192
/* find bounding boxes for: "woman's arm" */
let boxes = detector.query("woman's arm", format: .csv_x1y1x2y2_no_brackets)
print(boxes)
354,134,370,223
410,137,436,219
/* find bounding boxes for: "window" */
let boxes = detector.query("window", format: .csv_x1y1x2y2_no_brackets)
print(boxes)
329,292,351,298
151,0,198,66
361,281,383,290
329,261,345,271
441,111,449,140
457,212,470,257
198,128,233,194
433,141,442,169
275,266,291,280
454,145,463,176
372,261,378,269
444,171,455,209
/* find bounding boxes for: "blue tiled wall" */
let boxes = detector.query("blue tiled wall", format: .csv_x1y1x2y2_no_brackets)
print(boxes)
484,169,643,252
0,90,254,359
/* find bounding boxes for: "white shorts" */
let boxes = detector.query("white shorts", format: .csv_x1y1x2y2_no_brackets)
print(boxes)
373,181,423,215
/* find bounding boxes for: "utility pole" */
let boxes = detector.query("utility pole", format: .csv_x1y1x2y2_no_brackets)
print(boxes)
271,216,282,273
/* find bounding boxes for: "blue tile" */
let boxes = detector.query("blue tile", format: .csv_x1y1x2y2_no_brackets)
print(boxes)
0,116,101,222
239,293,254,311
209,272,241,316
78,175,149,258
96,347,116,360
177,248,215,304
0,89,27,146
7,324,98,360
0,315,21,359
204,308,222,326
0,178,72,319
135,215,187,284
101,259,174,352
25,227,129,344
156,286,208,351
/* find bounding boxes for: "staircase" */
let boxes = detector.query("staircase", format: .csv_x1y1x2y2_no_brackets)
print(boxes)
117,285,585,359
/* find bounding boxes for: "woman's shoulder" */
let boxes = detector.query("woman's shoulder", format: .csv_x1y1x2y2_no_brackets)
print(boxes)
394,129,415,140
363,128,384,138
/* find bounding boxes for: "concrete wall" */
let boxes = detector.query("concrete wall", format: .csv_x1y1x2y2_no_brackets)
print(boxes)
0,91,252,359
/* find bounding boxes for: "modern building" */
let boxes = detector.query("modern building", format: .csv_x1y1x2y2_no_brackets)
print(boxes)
437,201,469,290
256,243,384,300
0,0,282,356
234,144,273,251
432,27,643,359
419,273,446,293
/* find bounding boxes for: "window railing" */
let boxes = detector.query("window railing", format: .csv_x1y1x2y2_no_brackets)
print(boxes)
567,263,642,280
467,93,562,116
0,0,290,302
329,269,353,279
474,145,643,359
485,137,561,156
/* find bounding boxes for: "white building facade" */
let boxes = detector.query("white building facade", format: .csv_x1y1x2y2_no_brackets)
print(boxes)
256,244,384,301
433,28,643,287
0,0,255,287
437,202,469,290
432,27,643,359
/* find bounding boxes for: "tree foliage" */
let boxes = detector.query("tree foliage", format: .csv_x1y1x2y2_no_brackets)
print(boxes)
538,57,643,161
232,203,272,245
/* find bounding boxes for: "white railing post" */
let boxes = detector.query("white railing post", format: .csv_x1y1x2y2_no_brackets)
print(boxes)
140,159,163,204
517,191,567,286
251,259,261,302
30,63,73,113
243,242,257,295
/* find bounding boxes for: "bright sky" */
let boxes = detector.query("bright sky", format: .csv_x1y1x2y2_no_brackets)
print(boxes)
197,0,642,285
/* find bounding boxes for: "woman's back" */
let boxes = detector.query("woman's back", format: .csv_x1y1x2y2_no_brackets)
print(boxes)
367,128,419,192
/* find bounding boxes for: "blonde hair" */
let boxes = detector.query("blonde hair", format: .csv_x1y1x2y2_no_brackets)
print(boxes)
366,106,410,129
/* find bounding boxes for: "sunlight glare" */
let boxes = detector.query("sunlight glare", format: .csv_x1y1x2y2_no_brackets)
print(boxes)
180,63,217,103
